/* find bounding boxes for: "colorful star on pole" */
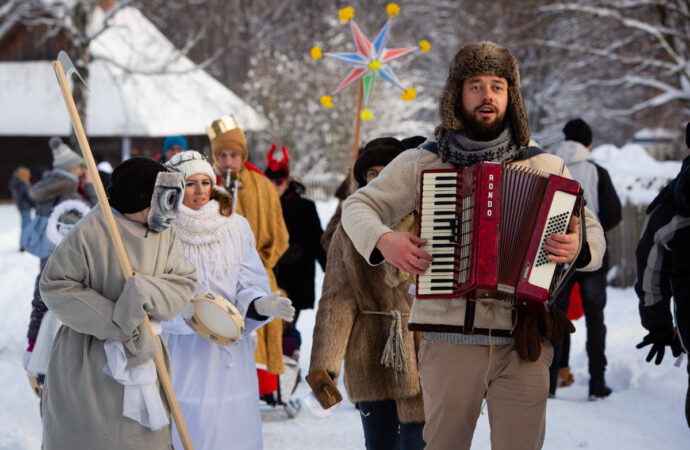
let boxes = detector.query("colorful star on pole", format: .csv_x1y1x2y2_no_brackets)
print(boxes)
312,3,430,120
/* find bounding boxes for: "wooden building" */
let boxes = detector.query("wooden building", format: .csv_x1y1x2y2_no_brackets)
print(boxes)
0,5,266,198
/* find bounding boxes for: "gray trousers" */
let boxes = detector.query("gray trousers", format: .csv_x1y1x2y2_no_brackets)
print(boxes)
418,339,553,450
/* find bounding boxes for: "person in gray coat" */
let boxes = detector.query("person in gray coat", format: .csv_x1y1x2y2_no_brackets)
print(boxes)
39,157,197,449
549,118,622,399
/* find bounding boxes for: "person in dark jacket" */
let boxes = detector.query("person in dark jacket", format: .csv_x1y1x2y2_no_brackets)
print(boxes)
549,118,622,399
635,122,690,427
265,143,327,327
22,137,97,379
9,166,36,251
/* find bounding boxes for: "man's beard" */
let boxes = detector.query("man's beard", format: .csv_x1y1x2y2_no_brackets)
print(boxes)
458,103,507,141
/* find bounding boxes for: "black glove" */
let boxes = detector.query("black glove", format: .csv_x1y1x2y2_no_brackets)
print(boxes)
636,328,683,365
514,308,576,362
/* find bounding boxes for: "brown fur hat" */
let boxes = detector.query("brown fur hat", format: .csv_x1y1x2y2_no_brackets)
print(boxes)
439,41,530,148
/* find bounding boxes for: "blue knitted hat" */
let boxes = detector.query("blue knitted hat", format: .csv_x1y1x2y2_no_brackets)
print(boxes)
162,136,189,156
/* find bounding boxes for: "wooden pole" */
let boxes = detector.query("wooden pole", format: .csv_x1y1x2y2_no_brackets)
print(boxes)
348,80,364,184
52,59,194,450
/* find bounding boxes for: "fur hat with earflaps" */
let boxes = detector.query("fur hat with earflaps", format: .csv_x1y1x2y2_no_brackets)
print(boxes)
439,41,530,148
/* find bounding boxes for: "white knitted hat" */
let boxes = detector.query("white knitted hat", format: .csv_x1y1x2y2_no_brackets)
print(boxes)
49,137,83,171
166,150,216,186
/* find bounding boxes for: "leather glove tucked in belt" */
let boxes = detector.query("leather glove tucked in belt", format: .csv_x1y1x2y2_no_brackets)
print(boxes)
514,308,576,361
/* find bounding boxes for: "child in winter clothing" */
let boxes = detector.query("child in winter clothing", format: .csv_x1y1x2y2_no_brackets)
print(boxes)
23,138,97,378
163,150,295,449
310,137,425,450
39,157,197,449
8,166,35,251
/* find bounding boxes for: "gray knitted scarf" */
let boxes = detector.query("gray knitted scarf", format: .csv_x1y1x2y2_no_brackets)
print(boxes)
437,125,520,168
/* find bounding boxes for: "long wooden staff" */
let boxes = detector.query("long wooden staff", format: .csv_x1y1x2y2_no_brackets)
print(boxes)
52,52,194,450
348,80,364,184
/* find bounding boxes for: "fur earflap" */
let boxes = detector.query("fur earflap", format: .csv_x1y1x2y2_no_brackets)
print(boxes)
439,41,530,148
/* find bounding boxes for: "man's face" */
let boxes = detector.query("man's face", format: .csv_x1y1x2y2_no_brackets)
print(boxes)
164,145,185,162
458,74,509,141
217,149,244,174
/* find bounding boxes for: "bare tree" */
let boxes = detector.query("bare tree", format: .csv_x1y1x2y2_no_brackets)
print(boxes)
2,0,137,123
512,0,690,145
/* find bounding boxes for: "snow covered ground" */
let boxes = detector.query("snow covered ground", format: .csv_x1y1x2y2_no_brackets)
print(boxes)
0,171,688,448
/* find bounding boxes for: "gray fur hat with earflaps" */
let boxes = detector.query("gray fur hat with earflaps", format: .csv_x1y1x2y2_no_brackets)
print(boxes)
439,41,530,148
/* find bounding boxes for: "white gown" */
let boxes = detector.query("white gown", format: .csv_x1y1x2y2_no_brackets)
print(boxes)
163,202,271,450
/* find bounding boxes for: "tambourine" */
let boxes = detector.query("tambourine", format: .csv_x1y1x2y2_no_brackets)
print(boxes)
186,292,245,346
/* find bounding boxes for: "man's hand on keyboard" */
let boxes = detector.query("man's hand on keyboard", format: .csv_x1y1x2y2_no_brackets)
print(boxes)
376,231,432,274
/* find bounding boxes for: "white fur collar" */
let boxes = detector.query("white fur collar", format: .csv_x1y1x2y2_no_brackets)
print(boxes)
174,201,229,246
173,200,245,282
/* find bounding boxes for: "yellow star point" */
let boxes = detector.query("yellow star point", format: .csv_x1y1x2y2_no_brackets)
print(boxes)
361,108,373,120
368,60,381,71
402,87,416,101
419,40,430,52
310,47,323,60
386,3,401,17
320,95,333,108
338,6,355,22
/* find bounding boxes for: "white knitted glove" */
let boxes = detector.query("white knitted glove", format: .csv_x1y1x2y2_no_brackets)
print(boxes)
181,301,195,320
254,292,295,322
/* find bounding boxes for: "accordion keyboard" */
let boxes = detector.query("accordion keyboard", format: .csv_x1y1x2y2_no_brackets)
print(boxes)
417,172,474,295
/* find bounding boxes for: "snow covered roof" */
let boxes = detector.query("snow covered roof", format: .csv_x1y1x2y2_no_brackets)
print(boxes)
0,7,267,137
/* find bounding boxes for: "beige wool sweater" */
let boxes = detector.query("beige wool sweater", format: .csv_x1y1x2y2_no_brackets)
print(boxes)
39,206,197,450
342,148,605,336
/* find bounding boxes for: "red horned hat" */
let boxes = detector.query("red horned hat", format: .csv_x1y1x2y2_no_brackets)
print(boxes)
265,143,290,180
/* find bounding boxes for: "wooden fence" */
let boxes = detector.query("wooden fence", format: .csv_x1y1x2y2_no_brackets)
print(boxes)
604,202,647,287
301,175,345,202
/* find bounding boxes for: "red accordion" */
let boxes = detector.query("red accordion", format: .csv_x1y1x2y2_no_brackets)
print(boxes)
416,162,583,311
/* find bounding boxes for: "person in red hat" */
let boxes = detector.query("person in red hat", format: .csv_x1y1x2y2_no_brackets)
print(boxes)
265,143,326,329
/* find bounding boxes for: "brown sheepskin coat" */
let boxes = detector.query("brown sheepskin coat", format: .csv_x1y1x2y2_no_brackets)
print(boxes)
309,213,424,423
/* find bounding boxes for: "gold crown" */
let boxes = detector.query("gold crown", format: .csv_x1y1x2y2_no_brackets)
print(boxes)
206,115,240,141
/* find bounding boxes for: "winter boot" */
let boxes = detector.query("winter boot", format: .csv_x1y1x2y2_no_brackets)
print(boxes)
588,376,612,400
557,366,575,387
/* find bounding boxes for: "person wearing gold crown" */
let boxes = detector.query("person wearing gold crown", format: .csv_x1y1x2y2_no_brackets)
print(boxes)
207,116,290,395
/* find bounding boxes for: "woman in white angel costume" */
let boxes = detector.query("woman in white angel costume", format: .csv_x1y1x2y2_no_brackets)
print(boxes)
163,150,295,450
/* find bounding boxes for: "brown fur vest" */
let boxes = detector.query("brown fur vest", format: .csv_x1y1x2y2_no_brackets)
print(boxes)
309,213,424,423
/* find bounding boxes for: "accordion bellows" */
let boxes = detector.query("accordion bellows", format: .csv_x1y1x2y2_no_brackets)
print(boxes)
416,162,582,311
